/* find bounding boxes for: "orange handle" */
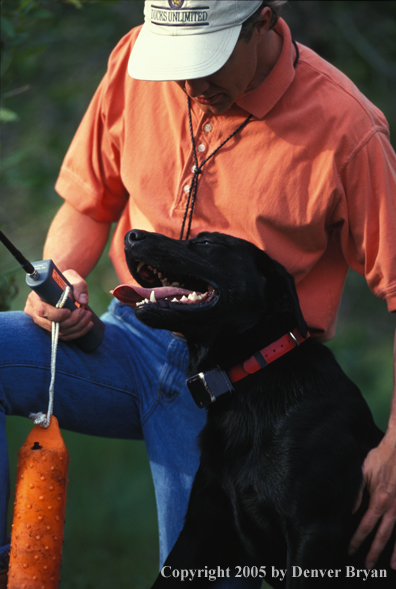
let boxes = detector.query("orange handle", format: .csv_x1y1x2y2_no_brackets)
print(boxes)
8,416,69,589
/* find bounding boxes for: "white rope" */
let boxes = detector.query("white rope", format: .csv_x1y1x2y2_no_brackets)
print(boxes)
29,286,71,429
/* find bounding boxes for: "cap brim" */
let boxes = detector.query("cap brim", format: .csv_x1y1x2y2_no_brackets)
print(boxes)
128,23,242,81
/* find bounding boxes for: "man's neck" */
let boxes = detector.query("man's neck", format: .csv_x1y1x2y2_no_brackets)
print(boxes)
247,29,283,92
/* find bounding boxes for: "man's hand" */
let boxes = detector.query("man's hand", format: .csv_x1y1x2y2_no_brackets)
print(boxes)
24,269,94,341
349,434,396,570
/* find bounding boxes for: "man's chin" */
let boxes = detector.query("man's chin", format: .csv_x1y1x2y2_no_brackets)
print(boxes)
193,96,233,115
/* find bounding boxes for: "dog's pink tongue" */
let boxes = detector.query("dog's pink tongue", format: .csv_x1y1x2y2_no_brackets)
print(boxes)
111,284,194,307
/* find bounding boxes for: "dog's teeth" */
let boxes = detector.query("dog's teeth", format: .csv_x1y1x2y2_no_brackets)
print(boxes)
157,272,163,279
137,261,145,273
171,297,178,303
180,296,188,302
152,268,158,275
188,292,198,301
150,291,157,303
171,282,180,287
161,278,170,286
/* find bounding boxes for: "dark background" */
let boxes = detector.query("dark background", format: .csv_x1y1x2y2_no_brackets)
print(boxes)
1,1,395,586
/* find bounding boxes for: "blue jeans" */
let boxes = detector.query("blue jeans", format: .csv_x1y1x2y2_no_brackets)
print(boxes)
0,301,261,587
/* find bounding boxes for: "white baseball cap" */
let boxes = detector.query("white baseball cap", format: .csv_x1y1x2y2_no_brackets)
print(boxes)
128,0,263,81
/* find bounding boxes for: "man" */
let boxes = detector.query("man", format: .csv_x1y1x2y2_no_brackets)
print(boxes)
0,1,395,585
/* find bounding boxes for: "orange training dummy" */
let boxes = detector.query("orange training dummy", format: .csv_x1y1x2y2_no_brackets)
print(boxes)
7,415,69,589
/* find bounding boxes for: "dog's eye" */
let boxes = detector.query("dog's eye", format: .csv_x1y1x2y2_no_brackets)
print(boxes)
194,238,214,246
192,236,226,248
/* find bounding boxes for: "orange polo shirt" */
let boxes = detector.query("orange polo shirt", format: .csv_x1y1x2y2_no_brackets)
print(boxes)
55,18,396,340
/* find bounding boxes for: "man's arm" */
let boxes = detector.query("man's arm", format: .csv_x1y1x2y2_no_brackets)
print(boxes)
349,327,396,570
24,201,112,340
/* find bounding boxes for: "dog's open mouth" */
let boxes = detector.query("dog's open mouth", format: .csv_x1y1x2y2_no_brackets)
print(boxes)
111,260,217,310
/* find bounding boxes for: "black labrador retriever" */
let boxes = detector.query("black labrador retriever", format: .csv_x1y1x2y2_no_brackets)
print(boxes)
113,230,395,588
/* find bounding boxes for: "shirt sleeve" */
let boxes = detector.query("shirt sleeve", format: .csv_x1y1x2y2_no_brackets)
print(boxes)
337,129,396,312
54,30,139,223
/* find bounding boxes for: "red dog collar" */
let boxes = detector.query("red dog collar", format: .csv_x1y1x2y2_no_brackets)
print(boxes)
228,329,309,383
187,329,310,409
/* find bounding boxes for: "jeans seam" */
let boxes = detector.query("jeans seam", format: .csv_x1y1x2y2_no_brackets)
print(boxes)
140,395,159,426
0,363,139,399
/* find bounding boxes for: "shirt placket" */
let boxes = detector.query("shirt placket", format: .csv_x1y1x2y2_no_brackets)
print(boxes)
176,113,221,212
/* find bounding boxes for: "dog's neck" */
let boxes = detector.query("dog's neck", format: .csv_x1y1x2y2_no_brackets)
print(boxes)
185,313,297,375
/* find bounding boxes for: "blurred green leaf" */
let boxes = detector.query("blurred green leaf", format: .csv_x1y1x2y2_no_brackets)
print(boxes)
33,9,54,18
19,0,38,15
0,51,13,77
17,44,48,58
0,108,20,122
1,16,16,38
64,0,83,8
0,275,19,311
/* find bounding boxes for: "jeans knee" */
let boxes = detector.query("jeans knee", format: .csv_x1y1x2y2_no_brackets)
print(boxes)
0,312,51,417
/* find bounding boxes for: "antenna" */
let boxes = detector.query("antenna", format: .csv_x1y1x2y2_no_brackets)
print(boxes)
0,230,39,279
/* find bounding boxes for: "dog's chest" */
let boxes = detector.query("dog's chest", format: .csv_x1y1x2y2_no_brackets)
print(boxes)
200,389,288,481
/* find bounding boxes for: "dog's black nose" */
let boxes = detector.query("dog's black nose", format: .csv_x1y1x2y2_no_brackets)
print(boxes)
125,229,148,245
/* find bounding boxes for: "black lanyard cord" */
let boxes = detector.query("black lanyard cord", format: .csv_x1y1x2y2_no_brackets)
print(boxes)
180,97,252,240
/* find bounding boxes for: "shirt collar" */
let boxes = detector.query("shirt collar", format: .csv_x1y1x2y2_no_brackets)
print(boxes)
236,18,296,119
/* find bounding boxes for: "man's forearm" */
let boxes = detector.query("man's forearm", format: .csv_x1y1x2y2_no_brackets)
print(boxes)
43,201,111,277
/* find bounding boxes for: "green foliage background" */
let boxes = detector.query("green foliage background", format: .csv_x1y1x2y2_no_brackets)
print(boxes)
0,1,395,587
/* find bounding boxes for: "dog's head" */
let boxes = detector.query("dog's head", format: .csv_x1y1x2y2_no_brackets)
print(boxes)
112,230,307,367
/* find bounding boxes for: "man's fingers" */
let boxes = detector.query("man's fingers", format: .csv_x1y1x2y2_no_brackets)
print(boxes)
353,485,364,514
24,287,93,341
349,489,389,555
364,513,396,568
349,482,396,568
349,507,378,556
349,440,396,568
63,269,89,306
24,291,71,330
36,301,71,323
58,308,93,339
24,270,93,341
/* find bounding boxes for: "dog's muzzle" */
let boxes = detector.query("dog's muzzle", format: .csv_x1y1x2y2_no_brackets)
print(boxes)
187,367,234,409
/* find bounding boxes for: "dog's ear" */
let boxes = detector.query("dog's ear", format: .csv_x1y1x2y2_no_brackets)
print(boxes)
258,252,308,338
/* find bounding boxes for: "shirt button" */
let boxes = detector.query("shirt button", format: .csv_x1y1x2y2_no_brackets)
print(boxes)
197,144,206,152
191,165,198,173
204,123,212,132
183,184,190,193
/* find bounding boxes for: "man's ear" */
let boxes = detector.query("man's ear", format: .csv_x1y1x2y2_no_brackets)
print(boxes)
255,6,273,38
258,252,308,338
